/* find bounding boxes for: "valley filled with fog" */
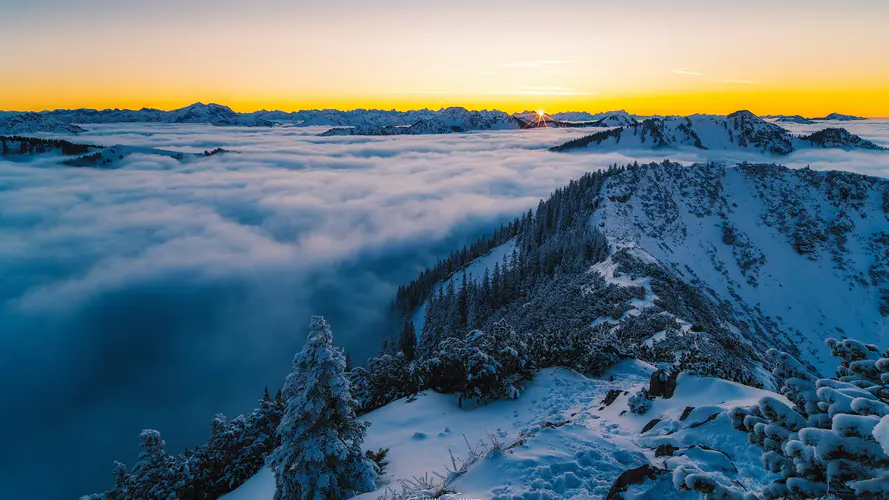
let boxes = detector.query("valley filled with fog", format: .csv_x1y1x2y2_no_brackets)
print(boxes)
2,120,889,497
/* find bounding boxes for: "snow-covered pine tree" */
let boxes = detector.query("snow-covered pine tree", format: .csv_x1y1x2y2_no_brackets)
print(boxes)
128,429,182,500
347,366,373,413
398,317,417,362
367,351,413,410
270,316,377,500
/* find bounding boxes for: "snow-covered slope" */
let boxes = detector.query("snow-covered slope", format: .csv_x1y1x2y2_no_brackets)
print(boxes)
36,103,272,127
320,108,522,136
224,361,779,500
0,112,85,135
592,112,638,127
162,103,274,126
813,112,867,121
41,107,167,124
410,239,516,335
552,111,885,155
590,162,889,375
252,108,437,127
550,110,635,123
552,111,796,154
409,161,889,382
797,127,885,150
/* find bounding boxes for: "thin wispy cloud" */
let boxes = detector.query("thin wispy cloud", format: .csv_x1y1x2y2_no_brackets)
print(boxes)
673,69,704,76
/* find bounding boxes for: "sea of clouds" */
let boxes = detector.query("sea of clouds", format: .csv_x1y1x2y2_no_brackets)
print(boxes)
1,120,888,498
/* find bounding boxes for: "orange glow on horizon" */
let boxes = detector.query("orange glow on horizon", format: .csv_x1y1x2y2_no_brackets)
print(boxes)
3,86,888,119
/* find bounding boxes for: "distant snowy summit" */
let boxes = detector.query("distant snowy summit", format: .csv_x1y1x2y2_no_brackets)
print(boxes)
797,127,884,150
813,112,867,121
770,114,816,124
553,109,638,126
551,110,884,154
0,112,86,135
765,112,867,123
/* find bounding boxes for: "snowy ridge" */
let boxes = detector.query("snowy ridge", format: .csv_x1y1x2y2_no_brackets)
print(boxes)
797,127,885,150
591,162,889,375
320,108,523,136
409,161,889,382
0,112,86,135
770,115,816,125
36,103,273,127
551,111,884,154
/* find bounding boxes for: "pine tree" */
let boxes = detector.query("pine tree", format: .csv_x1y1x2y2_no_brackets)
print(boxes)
270,317,377,500
398,317,417,362
129,429,181,499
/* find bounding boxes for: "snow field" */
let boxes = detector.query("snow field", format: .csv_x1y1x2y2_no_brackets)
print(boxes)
226,362,783,499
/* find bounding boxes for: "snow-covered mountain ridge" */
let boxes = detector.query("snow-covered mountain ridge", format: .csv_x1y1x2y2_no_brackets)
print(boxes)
0,112,86,135
551,111,884,154
320,108,640,136
405,161,889,384
590,162,889,375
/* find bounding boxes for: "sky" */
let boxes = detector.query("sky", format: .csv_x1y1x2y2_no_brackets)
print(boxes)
2,121,889,498
2,0,888,116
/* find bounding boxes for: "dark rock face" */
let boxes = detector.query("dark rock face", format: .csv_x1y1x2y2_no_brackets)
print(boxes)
641,418,662,433
605,464,666,500
601,389,623,406
654,444,679,457
649,369,679,399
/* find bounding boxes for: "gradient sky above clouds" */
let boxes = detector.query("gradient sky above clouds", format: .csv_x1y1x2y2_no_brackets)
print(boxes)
2,0,888,115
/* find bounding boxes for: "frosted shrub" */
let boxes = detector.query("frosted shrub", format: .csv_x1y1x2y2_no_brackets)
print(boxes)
729,337,889,499
628,388,654,415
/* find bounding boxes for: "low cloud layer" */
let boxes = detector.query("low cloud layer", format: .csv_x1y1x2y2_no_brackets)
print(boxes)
1,121,888,498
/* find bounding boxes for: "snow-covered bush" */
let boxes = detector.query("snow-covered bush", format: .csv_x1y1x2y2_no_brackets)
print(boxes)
269,316,377,500
672,462,758,500
628,388,654,415
729,338,889,499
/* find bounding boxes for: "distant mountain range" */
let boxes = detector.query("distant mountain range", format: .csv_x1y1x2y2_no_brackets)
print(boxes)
764,112,867,123
0,104,875,144
551,110,884,154
320,109,638,137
